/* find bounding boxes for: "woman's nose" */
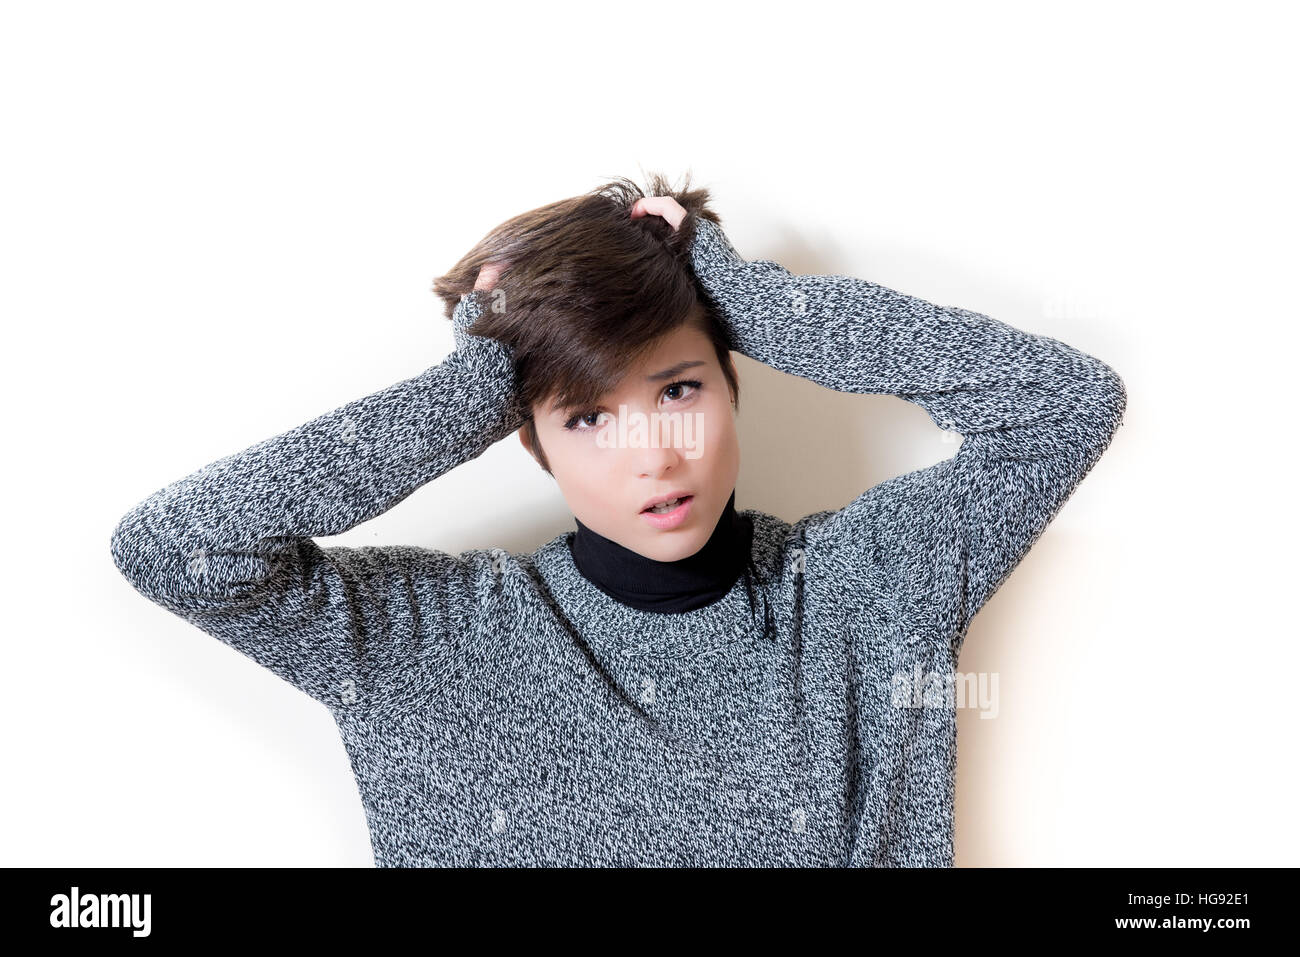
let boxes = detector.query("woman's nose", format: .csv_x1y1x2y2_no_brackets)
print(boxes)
629,411,687,475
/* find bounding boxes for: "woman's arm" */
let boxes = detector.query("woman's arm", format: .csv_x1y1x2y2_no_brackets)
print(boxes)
109,290,526,714
687,214,1127,656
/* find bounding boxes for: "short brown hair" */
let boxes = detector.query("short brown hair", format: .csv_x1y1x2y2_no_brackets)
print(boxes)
431,171,740,474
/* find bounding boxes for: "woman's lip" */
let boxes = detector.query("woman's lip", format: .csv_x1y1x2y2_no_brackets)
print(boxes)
640,495,694,530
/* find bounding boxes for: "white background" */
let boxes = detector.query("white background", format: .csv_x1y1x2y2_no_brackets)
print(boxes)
3,0,1295,866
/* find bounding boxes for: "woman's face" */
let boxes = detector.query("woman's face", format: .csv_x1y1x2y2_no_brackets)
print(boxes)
521,321,741,562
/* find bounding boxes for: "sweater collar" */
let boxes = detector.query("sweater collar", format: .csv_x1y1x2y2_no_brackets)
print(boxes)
569,489,753,613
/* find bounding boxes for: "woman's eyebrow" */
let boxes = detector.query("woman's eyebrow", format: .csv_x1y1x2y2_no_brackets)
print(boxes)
547,360,709,415
646,359,707,381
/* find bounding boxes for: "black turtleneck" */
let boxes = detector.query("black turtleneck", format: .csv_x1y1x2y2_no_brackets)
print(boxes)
569,489,754,613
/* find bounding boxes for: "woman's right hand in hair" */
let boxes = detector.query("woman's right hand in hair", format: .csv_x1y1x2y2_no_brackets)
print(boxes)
474,261,506,292
630,196,687,232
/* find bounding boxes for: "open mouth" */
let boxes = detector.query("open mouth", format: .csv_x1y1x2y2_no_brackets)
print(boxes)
640,494,695,530
641,495,693,514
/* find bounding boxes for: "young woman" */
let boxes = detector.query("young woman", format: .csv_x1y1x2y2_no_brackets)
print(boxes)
110,174,1126,867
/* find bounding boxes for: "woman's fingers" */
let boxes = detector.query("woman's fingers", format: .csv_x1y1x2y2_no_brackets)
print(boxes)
474,261,505,292
630,196,686,231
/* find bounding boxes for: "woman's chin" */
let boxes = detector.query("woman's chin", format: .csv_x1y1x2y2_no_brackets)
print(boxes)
636,528,708,562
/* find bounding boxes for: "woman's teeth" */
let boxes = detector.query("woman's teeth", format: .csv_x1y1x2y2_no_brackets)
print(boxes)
647,498,682,514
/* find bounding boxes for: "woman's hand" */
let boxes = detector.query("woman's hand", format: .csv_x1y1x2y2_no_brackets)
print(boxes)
630,196,687,232
474,261,506,292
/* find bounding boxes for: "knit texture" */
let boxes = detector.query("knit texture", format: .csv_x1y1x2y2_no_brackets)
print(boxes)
110,214,1127,866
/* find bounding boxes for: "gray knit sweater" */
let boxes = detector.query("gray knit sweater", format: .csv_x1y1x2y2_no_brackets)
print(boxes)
109,215,1126,867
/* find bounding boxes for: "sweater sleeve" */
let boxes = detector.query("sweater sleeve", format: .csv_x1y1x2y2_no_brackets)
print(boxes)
109,291,527,714
687,215,1127,656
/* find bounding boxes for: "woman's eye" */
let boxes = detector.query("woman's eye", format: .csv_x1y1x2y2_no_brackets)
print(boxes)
663,380,703,403
563,381,702,431
564,410,606,431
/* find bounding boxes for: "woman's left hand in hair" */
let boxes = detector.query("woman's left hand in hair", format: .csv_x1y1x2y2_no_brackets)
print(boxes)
474,261,506,292
630,196,687,232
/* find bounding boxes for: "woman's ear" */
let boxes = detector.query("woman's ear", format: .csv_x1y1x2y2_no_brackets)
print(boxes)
518,428,536,461
519,427,552,474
